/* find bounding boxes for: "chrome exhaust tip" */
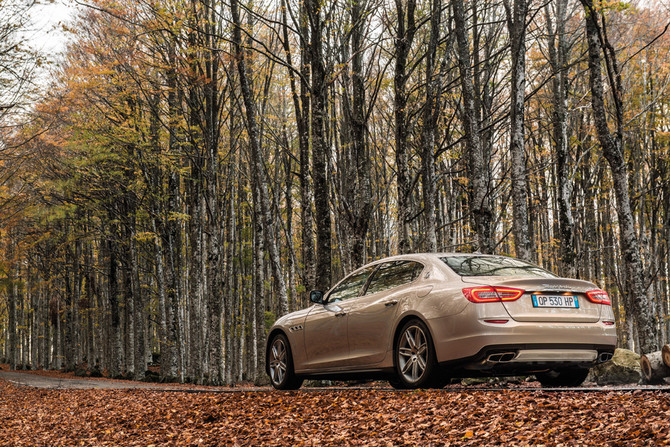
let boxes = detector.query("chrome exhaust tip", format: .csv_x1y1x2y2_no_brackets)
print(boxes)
487,352,517,363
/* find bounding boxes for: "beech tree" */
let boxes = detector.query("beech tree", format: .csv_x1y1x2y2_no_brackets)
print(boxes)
505,0,531,261
392,0,417,255
453,0,494,254
580,0,658,353
545,0,577,276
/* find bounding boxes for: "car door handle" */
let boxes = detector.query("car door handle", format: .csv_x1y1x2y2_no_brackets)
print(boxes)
335,312,346,317
385,300,399,307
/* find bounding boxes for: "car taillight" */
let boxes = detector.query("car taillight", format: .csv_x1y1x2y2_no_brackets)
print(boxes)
586,289,611,305
462,286,524,303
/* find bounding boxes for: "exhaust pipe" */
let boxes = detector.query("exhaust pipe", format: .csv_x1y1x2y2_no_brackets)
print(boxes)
487,352,517,363
598,352,614,363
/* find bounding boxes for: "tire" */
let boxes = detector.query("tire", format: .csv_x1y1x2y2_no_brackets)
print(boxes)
267,333,303,390
392,319,437,389
536,367,589,388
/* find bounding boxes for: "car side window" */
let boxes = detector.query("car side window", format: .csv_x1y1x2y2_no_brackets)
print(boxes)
327,267,376,302
365,261,423,295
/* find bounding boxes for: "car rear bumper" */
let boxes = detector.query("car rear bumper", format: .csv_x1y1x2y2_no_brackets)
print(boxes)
442,343,615,374
428,310,618,369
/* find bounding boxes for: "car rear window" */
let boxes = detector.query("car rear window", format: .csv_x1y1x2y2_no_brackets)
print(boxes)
440,255,557,278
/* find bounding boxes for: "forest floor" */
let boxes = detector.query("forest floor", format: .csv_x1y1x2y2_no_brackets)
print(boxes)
2,368,670,445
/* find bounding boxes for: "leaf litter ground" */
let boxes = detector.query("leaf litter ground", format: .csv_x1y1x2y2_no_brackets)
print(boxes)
1,378,669,446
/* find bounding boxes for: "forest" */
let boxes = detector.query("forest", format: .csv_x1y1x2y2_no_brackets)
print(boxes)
0,0,669,385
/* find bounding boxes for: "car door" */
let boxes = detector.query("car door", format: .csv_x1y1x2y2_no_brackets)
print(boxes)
347,261,424,366
302,266,376,371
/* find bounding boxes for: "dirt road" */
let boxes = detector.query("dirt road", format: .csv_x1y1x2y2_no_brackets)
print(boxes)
0,369,250,392
2,368,669,392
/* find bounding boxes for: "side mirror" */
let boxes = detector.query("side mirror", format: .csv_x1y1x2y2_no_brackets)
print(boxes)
310,290,324,304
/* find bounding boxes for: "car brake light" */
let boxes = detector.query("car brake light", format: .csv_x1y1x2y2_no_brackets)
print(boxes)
586,289,611,305
462,286,524,303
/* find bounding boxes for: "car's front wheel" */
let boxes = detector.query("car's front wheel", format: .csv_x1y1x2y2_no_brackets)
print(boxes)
536,367,589,387
268,333,303,390
392,319,437,389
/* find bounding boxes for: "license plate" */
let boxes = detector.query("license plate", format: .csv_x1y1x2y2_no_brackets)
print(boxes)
531,294,579,308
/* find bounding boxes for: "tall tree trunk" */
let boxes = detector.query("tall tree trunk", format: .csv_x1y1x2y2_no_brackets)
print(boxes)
250,156,265,381
106,235,122,378
280,0,315,296
186,170,204,382
350,0,373,266
505,0,531,261
7,240,17,370
283,144,297,312
453,0,494,253
160,36,182,382
63,242,75,371
224,73,241,384
72,235,83,368
201,0,224,386
394,0,417,254
546,0,576,275
121,222,135,378
230,0,289,320
53,287,61,370
129,219,145,380
338,0,373,267
421,0,441,252
29,274,38,368
581,0,657,353
306,0,332,290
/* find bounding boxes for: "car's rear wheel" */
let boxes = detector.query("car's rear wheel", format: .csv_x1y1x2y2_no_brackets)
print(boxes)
392,319,437,389
268,333,303,390
536,367,589,387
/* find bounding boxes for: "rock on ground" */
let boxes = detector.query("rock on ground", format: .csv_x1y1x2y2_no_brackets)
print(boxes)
588,348,641,385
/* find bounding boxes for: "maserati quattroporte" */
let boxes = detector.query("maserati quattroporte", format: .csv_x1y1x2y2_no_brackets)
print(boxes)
266,253,617,389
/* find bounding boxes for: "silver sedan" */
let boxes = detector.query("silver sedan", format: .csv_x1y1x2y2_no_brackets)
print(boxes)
266,253,617,389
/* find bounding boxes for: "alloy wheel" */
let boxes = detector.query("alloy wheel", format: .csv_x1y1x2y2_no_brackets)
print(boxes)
398,324,428,383
269,337,288,386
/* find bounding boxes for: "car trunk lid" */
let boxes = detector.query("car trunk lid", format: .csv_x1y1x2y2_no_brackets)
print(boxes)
460,277,602,323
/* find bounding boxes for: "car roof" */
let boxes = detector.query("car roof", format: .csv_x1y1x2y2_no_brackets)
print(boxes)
364,252,502,264
329,252,510,291
347,253,506,274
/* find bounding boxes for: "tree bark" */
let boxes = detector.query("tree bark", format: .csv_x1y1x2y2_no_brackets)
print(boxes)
336,0,374,267
7,240,17,370
546,0,576,275
505,0,531,261
230,0,289,320
121,218,135,378
203,0,224,384
280,0,315,294
581,0,657,353
640,351,670,383
106,234,122,378
421,0,441,252
393,0,416,254
129,220,145,380
306,0,332,290
453,0,493,253
662,344,670,368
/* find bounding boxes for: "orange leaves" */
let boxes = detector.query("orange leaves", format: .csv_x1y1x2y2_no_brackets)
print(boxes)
2,379,670,446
